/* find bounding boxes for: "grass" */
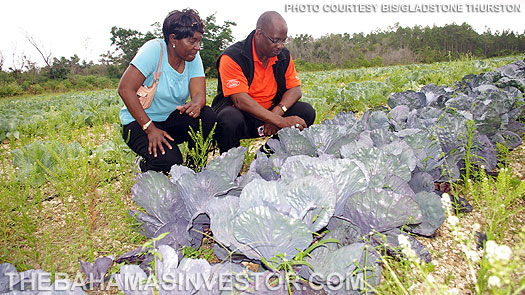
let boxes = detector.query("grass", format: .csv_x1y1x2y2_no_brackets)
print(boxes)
374,165,525,295
0,123,144,275
0,55,523,294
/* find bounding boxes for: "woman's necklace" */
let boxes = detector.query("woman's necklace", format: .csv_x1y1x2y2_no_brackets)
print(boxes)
171,58,183,73
168,50,184,73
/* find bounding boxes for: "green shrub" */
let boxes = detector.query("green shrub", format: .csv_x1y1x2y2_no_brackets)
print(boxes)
0,82,23,97
62,79,74,90
28,84,45,95
0,71,15,83
295,59,336,72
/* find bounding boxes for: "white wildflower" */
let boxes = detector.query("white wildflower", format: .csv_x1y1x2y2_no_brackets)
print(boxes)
485,240,498,257
447,216,459,227
441,193,452,214
466,249,480,263
445,287,459,295
407,282,419,291
452,229,466,241
488,275,502,288
441,193,450,204
495,244,512,262
426,274,435,283
397,234,418,262
485,240,513,264
398,234,411,248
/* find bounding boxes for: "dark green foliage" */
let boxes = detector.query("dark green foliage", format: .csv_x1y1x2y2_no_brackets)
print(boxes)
101,25,160,76
287,22,525,70
200,14,236,78
1,21,523,98
102,16,236,79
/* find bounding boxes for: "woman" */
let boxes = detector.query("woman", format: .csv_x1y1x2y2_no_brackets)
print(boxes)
118,9,217,174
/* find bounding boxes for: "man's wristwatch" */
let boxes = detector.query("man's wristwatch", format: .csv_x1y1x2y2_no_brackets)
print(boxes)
142,120,152,131
278,103,287,113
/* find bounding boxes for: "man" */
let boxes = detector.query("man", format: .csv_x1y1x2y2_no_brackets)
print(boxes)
212,11,316,154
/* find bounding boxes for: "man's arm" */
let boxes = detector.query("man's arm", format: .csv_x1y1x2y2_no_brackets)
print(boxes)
276,85,301,113
260,54,304,134
263,86,302,135
231,91,306,130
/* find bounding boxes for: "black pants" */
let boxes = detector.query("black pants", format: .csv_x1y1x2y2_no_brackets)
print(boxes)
215,101,316,154
122,106,217,174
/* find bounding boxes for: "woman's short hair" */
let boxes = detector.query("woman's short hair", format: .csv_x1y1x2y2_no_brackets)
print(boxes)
163,9,205,43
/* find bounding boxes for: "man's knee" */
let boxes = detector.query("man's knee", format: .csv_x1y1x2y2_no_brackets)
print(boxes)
215,106,247,153
216,106,246,130
199,106,218,135
303,103,316,126
290,101,316,126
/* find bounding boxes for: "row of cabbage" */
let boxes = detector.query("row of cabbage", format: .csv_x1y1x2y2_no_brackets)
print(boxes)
10,129,134,187
0,90,122,141
300,55,525,112
1,60,523,294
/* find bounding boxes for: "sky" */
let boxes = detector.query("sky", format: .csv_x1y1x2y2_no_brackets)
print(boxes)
1,0,524,69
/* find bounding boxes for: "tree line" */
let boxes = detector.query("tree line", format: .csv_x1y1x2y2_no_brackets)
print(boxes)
288,22,525,71
1,20,523,97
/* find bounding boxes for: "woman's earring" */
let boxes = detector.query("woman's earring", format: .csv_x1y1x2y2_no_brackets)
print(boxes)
172,44,176,49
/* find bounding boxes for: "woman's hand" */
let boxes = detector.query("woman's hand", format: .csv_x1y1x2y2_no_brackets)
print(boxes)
176,101,201,118
145,123,174,157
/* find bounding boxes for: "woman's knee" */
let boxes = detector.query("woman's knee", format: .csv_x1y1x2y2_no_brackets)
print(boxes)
143,145,183,173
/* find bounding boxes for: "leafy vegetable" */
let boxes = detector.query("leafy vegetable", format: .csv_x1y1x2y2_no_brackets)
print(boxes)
11,140,85,187
343,188,423,234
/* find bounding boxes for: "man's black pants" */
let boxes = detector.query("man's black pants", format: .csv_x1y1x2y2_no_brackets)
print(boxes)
214,101,316,154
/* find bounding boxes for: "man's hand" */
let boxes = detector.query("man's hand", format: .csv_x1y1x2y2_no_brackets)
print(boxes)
145,123,174,157
230,92,307,132
263,122,279,136
276,116,307,131
264,116,307,135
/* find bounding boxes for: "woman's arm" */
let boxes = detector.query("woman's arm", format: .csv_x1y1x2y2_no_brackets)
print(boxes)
176,76,206,117
118,64,173,157
118,64,150,126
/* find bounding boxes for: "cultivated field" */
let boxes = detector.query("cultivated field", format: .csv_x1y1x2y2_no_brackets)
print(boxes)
1,55,523,294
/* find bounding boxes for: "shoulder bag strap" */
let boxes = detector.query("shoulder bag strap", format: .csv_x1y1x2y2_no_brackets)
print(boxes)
153,40,163,82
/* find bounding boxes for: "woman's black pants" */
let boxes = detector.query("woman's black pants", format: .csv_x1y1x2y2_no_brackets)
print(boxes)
122,106,217,174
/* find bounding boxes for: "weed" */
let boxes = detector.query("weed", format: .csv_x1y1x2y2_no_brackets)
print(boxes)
469,167,525,241
260,238,341,295
139,232,170,294
185,121,216,172
182,245,214,261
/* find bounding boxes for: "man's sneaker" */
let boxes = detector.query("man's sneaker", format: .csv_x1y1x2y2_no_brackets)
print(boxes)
258,142,274,157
